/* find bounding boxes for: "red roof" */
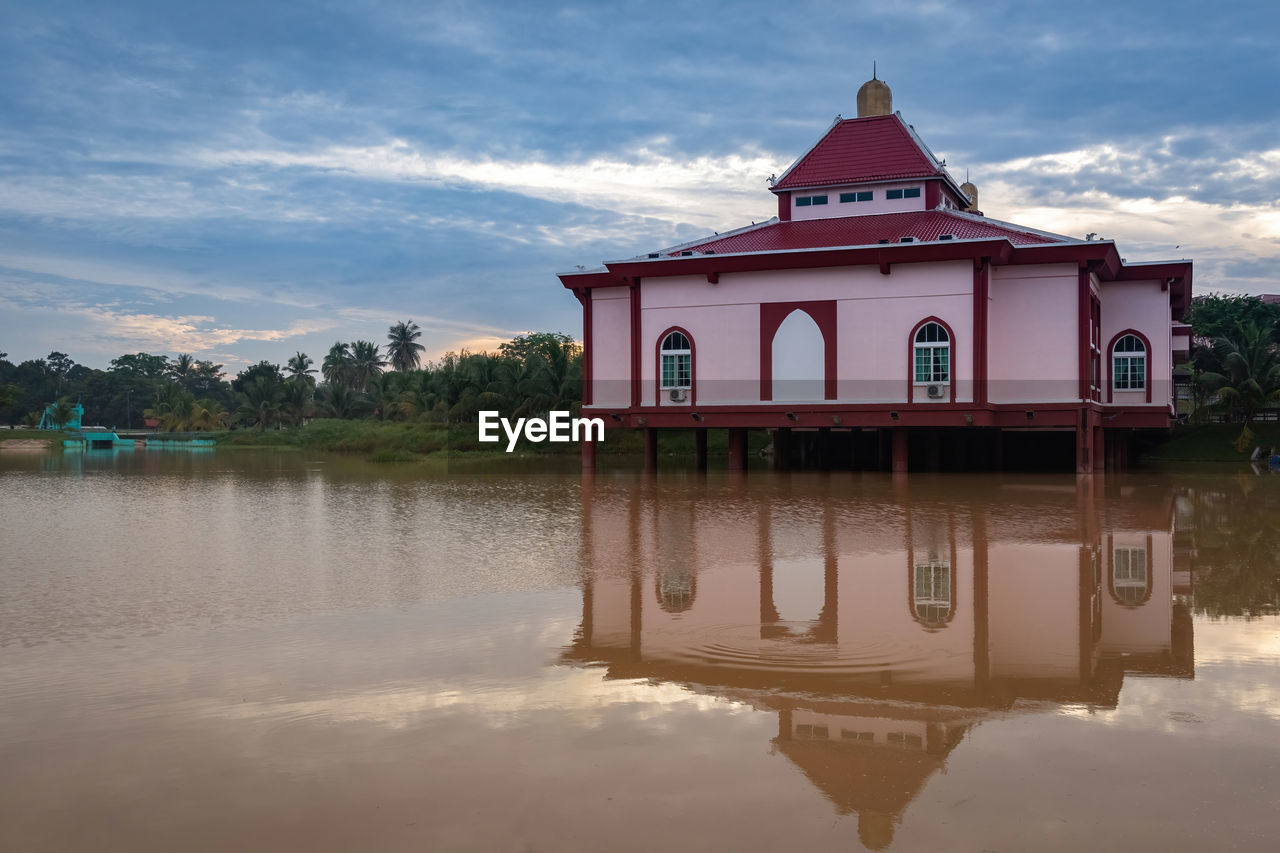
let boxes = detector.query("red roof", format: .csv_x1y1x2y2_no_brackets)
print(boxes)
669,210,1063,256
773,114,943,190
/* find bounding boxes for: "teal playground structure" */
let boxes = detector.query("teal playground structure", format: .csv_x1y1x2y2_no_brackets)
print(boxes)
37,400,212,449
37,400,83,431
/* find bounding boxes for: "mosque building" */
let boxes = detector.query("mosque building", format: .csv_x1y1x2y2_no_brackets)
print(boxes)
559,73,1192,472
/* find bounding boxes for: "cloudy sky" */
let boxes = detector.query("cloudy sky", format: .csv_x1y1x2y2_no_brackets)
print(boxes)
1,0,1277,372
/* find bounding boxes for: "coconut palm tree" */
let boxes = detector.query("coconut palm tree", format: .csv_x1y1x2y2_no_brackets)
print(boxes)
387,320,425,372
286,352,317,387
168,353,196,385
318,382,365,419
322,342,353,389
145,384,196,431
46,398,75,430
350,340,386,392
189,398,229,431
281,379,316,426
1197,320,1280,448
236,375,284,431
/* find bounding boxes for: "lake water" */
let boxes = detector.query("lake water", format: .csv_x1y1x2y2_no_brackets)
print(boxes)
2,448,1278,851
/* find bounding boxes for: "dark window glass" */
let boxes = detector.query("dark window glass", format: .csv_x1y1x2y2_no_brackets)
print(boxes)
887,189,904,200
903,187,921,198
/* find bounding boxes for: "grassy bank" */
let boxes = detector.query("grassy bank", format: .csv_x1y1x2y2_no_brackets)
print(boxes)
216,419,773,462
1142,422,1280,463
0,428,62,443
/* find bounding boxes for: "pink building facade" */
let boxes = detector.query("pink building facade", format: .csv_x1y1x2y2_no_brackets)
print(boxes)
560,78,1192,473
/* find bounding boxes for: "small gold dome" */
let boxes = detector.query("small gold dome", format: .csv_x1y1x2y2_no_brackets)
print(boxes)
856,70,892,117
960,181,979,212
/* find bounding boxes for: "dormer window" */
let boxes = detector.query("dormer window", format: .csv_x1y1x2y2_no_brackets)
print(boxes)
839,191,873,203
795,194,828,207
886,187,921,200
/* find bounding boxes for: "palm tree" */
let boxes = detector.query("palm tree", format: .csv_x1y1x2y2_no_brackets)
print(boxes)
322,342,354,389
318,382,365,419
350,340,386,392
168,353,196,385
1197,320,1280,448
189,398,229,431
387,321,425,372
145,384,196,431
286,352,317,387
236,375,284,431
281,380,316,426
47,398,75,430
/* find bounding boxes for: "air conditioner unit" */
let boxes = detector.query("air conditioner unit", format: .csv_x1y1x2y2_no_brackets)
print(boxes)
668,388,688,402
927,384,944,398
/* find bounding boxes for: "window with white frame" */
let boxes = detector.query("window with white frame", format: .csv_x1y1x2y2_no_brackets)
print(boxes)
913,322,950,383
1112,547,1148,605
1113,334,1146,390
660,331,692,389
913,560,951,625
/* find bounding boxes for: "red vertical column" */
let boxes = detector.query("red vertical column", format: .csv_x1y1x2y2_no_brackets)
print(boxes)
694,428,708,471
1077,268,1090,401
727,428,747,471
643,428,658,473
629,281,641,409
1075,408,1093,474
973,261,989,405
773,428,791,471
582,288,593,406
892,427,909,473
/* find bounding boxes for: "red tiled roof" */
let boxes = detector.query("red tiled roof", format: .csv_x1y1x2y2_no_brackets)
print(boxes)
773,115,942,190
670,211,1063,256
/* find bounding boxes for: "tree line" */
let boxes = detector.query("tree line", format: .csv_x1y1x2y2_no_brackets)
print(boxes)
0,322,582,432
1183,294,1280,446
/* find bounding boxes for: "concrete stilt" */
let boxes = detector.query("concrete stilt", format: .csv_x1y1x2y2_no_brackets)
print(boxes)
581,436,597,470
891,427,908,473
773,428,792,471
1075,410,1094,475
643,428,658,473
694,428,708,471
727,428,747,471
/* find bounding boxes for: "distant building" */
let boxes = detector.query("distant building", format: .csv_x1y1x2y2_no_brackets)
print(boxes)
559,74,1193,472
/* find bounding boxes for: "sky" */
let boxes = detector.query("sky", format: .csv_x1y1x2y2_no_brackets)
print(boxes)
1,0,1277,373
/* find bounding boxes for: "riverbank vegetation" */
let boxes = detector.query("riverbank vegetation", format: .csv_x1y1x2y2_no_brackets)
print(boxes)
0,327,591,458
1182,295,1280,451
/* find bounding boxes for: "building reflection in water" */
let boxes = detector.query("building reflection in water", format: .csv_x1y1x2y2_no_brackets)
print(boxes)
564,475,1193,850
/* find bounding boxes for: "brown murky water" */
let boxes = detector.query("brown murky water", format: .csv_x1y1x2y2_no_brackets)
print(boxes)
2,449,1279,851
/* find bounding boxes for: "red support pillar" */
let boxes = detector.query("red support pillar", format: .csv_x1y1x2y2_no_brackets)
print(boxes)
727,428,748,471
643,428,658,473
1093,426,1105,473
694,428,708,471
773,428,791,471
1075,408,1093,475
581,436,597,470
892,427,909,473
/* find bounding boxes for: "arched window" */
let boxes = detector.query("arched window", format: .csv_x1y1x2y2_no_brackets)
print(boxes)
912,559,952,626
660,330,692,389
913,322,950,384
1111,546,1148,606
1112,334,1146,391
655,569,696,613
